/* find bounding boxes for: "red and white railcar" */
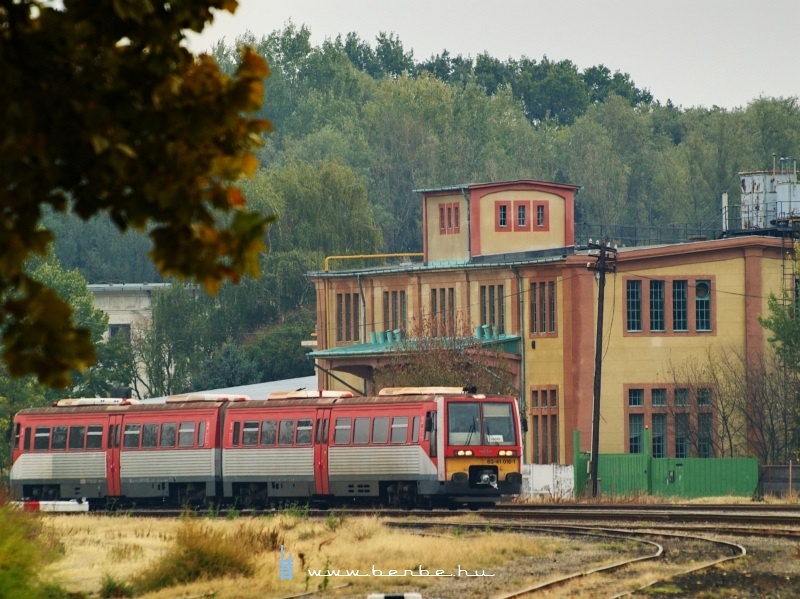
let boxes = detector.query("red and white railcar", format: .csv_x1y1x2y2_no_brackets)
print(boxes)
9,387,522,508
221,387,522,507
10,395,244,505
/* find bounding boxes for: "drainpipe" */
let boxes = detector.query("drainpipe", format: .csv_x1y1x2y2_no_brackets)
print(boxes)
357,274,367,343
459,186,472,261
511,265,527,461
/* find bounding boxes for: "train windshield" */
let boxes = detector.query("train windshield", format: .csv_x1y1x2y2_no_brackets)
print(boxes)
447,401,516,446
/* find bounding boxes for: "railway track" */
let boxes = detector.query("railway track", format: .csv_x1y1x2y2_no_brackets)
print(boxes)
106,502,800,527
388,520,746,598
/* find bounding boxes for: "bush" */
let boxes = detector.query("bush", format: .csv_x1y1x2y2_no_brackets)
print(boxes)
0,504,60,599
131,520,255,593
99,574,134,598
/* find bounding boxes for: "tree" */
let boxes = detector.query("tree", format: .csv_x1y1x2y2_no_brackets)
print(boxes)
372,314,517,396
28,257,134,397
758,291,800,372
1,255,133,475
42,210,161,284
191,341,258,391
665,342,800,463
245,308,316,382
1,0,273,387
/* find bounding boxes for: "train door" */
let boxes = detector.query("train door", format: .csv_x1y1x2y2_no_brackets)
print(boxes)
314,408,331,495
106,415,122,497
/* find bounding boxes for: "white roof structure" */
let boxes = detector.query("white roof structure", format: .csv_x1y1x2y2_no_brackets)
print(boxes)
141,375,319,404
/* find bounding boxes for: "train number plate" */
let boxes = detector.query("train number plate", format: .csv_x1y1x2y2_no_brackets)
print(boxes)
486,458,516,465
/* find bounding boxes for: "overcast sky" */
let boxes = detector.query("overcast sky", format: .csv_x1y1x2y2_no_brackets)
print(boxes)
187,0,799,110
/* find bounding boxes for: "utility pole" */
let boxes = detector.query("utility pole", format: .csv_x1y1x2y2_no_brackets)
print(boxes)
587,237,617,498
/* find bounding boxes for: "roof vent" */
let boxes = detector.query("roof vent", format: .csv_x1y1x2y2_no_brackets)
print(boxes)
54,398,141,407
165,393,250,403
267,390,354,400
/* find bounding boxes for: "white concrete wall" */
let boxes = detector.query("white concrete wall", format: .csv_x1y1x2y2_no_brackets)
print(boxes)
521,464,574,499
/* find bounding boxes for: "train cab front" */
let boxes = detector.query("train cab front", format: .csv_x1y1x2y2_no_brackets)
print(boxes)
440,398,523,502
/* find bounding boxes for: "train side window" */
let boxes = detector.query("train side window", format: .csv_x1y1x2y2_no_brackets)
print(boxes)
333,418,351,445
278,420,295,445
86,425,103,449
242,421,259,446
161,423,177,447
34,426,50,451
411,416,420,443
260,420,277,445
178,422,195,447
142,423,158,448
123,424,141,449
232,421,241,446
52,426,68,451
107,425,114,449
353,418,370,444
296,419,313,445
13,423,21,450
391,416,408,444
24,427,32,451
197,422,206,447
372,417,389,444
69,426,86,450
426,411,437,458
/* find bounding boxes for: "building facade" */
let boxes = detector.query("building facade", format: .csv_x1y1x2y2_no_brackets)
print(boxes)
307,179,791,465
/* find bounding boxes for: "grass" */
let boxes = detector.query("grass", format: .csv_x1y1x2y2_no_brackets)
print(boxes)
36,512,562,598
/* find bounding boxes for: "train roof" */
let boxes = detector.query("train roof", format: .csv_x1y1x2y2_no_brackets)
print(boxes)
15,400,230,416
228,391,513,409
14,388,516,418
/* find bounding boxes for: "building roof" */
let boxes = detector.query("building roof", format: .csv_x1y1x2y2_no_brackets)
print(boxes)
413,179,582,195
87,283,172,293
309,334,521,359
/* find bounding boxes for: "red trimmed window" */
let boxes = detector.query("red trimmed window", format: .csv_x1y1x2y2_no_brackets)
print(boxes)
495,201,511,231
438,202,461,235
533,201,550,231
514,200,531,231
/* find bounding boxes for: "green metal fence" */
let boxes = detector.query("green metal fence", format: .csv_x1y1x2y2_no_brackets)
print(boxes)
572,431,759,499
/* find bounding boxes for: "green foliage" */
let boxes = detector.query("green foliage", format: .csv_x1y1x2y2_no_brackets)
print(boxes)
0,505,63,599
131,519,256,593
28,22,800,400
191,342,258,392
43,211,161,284
245,309,316,382
99,574,135,598
758,292,800,371
325,511,346,531
1,0,272,387
282,501,310,520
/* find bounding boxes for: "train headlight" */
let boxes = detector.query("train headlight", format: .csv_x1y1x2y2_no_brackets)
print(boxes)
498,450,517,457
456,450,473,456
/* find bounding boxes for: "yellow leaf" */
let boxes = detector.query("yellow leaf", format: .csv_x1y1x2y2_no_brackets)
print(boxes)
91,135,110,154
241,152,258,178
